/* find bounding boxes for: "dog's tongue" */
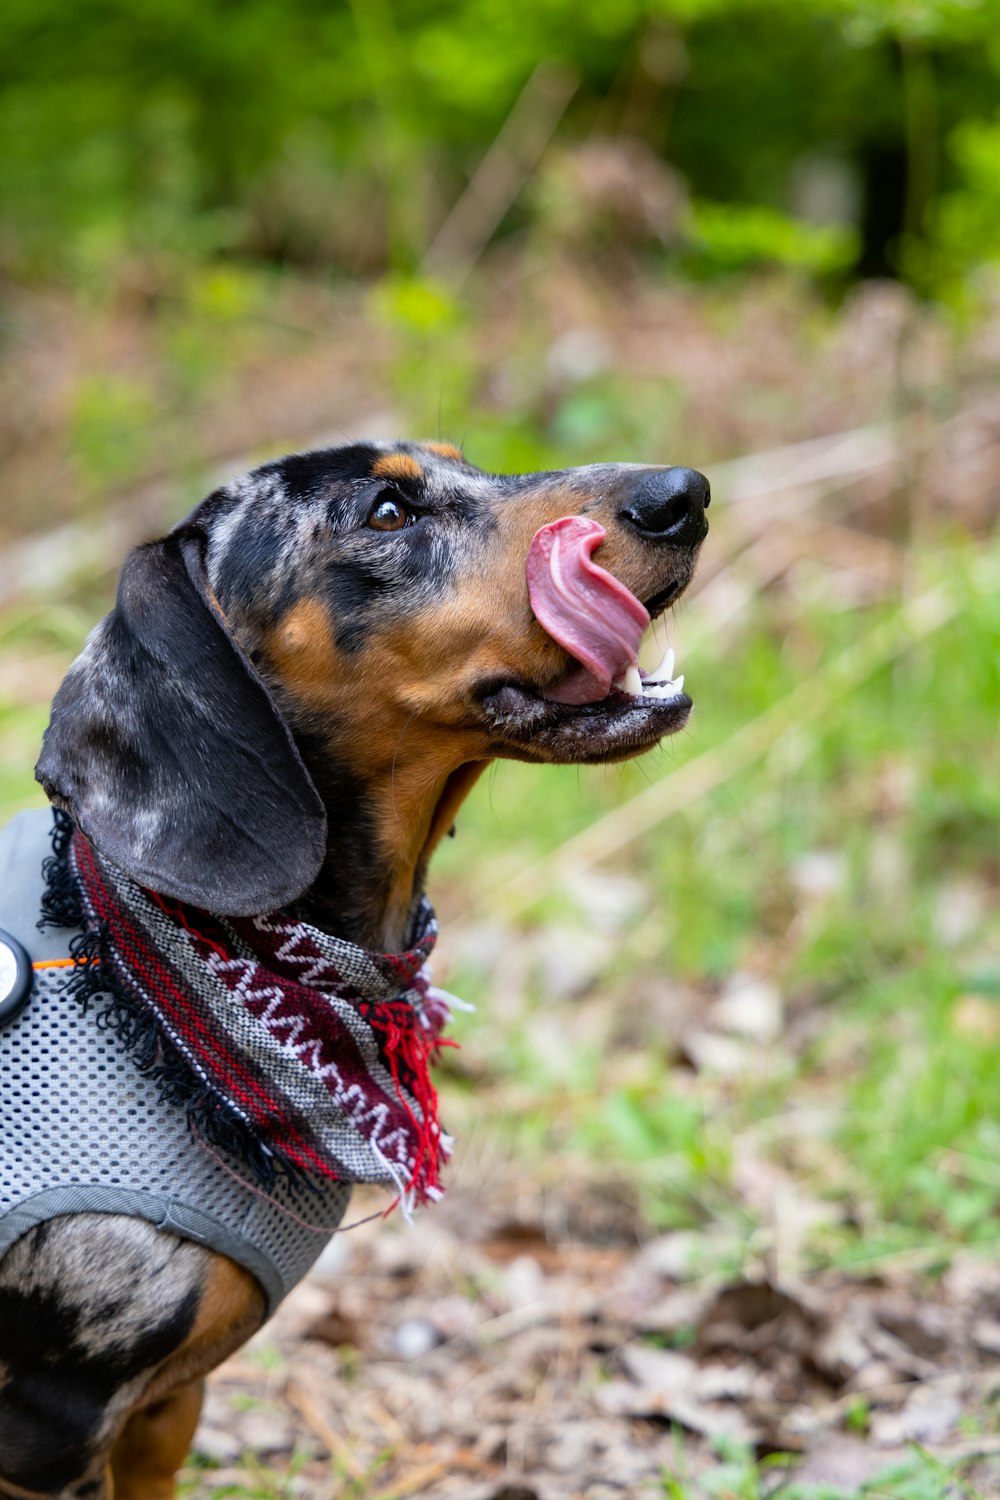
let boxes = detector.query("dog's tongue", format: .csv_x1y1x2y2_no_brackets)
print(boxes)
526,516,649,704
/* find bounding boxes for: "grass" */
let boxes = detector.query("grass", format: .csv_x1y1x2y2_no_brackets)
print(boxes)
6,514,999,1498
430,534,1000,1270
654,1438,995,1499
180,1447,320,1500
7,501,1000,1498
3,269,999,1496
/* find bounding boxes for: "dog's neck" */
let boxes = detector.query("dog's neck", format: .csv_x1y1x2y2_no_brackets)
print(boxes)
294,751,488,952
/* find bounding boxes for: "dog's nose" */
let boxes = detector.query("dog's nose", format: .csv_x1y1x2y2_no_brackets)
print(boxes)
619,467,710,545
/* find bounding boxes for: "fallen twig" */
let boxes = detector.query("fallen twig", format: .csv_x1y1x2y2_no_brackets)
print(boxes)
422,61,578,282
286,1377,368,1479
365,1448,489,1500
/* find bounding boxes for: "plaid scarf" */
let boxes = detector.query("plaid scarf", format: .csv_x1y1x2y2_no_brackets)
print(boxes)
40,812,455,1209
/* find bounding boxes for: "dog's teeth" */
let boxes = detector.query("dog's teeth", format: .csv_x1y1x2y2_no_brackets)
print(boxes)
623,665,643,696
650,646,675,683
641,672,687,700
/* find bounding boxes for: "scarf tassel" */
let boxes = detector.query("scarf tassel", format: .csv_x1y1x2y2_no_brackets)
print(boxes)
369,1002,451,1209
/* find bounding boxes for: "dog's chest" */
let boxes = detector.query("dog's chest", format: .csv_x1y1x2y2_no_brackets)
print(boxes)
0,809,350,1313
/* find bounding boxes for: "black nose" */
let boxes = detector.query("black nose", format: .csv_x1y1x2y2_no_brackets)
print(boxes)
619,467,710,545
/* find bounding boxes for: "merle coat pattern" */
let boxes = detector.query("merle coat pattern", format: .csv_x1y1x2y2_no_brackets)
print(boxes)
1,440,708,1498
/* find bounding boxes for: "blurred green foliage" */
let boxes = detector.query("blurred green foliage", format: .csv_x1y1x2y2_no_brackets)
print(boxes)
3,0,1000,302
428,535,1000,1259
3,8,998,1489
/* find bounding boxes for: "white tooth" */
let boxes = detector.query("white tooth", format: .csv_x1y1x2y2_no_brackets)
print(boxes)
643,676,687,700
623,665,643,696
650,646,675,683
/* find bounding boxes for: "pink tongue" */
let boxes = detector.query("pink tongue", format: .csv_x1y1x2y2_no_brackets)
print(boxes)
526,516,650,704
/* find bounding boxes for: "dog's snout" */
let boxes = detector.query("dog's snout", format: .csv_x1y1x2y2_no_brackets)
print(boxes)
619,467,710,545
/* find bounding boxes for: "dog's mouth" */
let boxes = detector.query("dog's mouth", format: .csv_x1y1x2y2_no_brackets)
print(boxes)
480,660,692,766
480,516,694,765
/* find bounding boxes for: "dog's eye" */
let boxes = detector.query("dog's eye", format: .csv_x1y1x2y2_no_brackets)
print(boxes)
367,493,413,532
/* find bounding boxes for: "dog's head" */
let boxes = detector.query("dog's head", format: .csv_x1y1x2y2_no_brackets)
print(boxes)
37,442,708,927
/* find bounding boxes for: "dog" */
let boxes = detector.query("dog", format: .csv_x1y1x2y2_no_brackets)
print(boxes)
0,440,708,1499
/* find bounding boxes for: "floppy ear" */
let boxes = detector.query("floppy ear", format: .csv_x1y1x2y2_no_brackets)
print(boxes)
35,530,328,916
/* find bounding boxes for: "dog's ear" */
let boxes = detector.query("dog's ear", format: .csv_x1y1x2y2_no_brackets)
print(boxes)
36,530,328,916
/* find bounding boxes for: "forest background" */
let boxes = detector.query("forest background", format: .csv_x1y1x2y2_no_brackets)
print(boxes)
2,3,1000,1496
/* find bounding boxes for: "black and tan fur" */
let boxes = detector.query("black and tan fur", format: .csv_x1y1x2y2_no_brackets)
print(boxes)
0,441,708,1498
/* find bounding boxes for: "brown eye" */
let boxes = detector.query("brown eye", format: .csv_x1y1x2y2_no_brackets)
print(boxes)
367,494,412,532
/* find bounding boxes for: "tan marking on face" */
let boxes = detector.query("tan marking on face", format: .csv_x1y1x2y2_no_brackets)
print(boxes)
375,486,655,721
374,751,490,940
342,485,645,931
268,597,339,699
372,453,424,481
271,485,667,748
424,761,489,857
261,477,693,944
422,442,464,462
263,573,499,939
266,601,491,936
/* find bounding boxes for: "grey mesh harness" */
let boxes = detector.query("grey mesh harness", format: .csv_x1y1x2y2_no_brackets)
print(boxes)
0,809,351,1313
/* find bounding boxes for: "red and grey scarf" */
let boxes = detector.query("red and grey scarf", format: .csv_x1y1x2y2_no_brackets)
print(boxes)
40,812,455,1209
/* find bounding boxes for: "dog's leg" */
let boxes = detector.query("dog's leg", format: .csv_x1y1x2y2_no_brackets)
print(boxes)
109,1379,204,1500
0,1218,264,1500
107,1250,265,1500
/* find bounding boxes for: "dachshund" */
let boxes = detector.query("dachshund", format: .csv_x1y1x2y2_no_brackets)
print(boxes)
0,440,708,1499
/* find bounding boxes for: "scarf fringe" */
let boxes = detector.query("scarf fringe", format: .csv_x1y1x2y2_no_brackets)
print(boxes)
39,811,317,1197
39,807,81,928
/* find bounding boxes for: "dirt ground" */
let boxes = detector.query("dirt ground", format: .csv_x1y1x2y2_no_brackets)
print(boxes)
185,1164,1000,1497
4,265,1000,1498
